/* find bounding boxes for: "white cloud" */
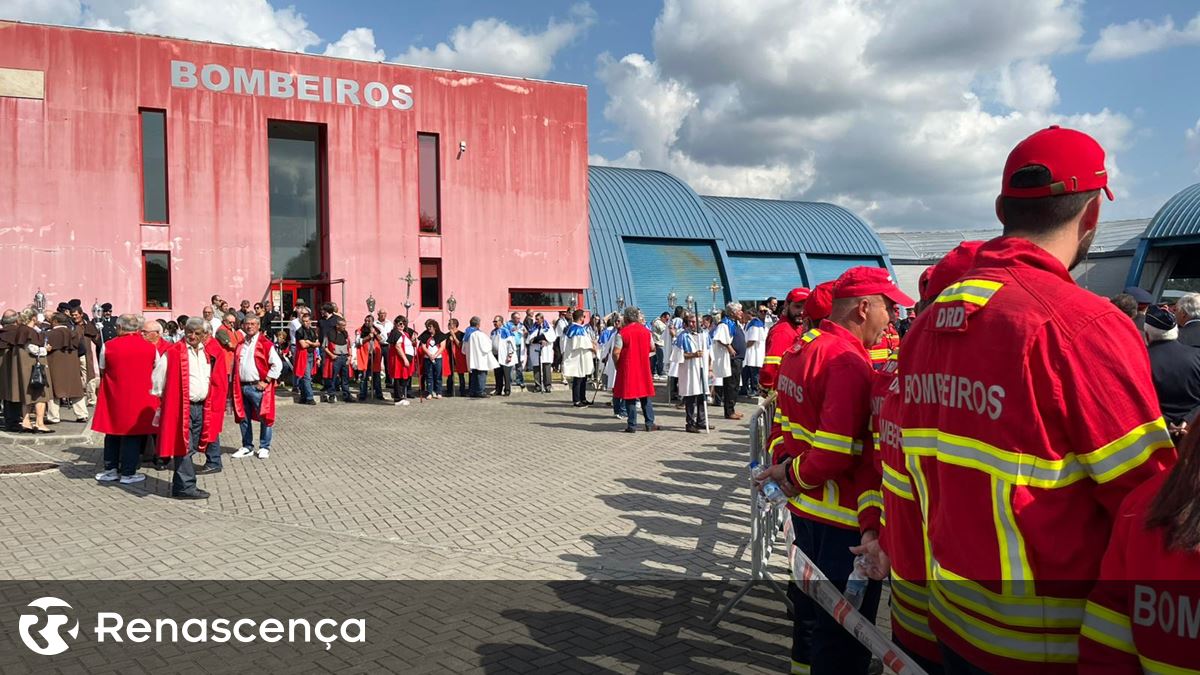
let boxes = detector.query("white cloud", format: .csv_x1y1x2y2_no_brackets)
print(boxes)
1088,14,1200,62
995,61,1059,112
394,3,595,78
594,0,1134,229
0,0,83,24
1187,119,1200,177
323,27,385,61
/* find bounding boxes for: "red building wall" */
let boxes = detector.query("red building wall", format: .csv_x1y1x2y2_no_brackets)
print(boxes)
0,21,590,324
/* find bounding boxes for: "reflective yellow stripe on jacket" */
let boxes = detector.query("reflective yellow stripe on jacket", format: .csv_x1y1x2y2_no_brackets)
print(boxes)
934,279,1004,307
882,462,914,500
1080,600,1135,655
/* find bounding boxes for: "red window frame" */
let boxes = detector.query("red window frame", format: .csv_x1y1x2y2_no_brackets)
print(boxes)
419,258,442,309
142,250,172,310
139,108,169,224
417,133,441,235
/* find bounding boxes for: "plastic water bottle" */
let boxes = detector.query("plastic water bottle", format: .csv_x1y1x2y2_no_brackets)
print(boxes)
844,555,869,609
749,461,788,506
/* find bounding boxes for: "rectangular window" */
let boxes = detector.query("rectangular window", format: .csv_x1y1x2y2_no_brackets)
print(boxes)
418,133,441,234
508,290,581,309
268,121,326,281
140,109,168,223
143,251,171,309
420,258,442,308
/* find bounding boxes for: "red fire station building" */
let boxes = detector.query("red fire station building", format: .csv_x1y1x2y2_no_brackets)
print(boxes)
0,21,590,323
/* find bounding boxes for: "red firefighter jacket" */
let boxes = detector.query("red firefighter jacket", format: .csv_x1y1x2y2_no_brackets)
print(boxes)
867,323,900,370
867,358,941,664
1078,472,1200,674
897,236,1176,674
769,328,824,464
759,318,801,391
157,340,227,458
776,319,875,530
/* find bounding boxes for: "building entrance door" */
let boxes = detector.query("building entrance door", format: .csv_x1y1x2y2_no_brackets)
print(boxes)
275,281,327,321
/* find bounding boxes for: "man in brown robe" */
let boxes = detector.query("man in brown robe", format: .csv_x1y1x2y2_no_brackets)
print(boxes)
46,312,88,423
68,301,100,406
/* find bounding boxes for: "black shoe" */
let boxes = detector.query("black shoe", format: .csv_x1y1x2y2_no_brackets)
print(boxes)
623,427,636,433
301,400,317,405
172,489,210,500
153,459,171,470
685,426,699,434
196,465,222,475
342,397,354,403
645,424,661,432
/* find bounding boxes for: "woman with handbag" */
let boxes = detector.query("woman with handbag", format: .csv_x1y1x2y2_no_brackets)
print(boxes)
11,308,53,433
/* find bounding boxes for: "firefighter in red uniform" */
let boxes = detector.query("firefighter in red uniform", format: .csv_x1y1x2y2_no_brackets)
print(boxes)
759,267,914,675
897,126,1175,675
857,241,985,675
768,282,835,464
759,287,810,393
867,321,900,369
1078,425,1200,674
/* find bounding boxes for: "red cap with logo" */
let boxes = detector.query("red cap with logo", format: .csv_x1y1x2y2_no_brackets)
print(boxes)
833,267,915,307
920,241,985,302
786,287,811,303
1001,125,1114,201
804,281,836,322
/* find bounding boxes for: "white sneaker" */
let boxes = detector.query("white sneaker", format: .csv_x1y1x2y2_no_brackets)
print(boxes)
400,400,410,406
256,448,270,459
394,401,404,406
95,468,118,482
231,447,254,459
119,473,145,485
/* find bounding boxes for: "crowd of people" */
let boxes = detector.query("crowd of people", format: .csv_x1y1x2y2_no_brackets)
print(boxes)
752,126,1199,675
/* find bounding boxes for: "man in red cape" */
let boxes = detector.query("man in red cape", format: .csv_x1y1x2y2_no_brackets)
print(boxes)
612,307,660,433
292,312,319,404
230,315,282,459
153,318,228,499
93,313,160,485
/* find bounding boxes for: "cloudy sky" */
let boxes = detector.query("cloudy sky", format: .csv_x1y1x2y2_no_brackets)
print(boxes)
4,0,1199,231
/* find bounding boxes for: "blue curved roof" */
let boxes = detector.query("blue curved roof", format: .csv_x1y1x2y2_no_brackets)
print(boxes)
588,166,721,312
1143,182,1200,241
701,196,886,255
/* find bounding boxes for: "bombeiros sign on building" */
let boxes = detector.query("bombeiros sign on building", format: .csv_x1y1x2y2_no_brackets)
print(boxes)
171,59,414,110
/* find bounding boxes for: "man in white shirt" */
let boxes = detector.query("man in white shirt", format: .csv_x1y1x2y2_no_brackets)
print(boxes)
230,315,282,459
203,305,221,336
652,312,668,379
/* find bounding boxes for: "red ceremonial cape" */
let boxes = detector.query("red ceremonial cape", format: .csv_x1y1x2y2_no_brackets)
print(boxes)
612,323,655,399
387,333,416,378
445,332,469,374
231,334,276,426
92,334,160,435
356,337,384,374
154,339,170,356
157,341,228,458
294,346,311,377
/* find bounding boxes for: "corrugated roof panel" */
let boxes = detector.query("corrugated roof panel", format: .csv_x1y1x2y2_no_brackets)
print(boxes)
702,196,887,256
878,219,1148,262
1145,183,1200,241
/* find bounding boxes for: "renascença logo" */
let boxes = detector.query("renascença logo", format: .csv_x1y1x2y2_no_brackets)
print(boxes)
18,597,80,655
16,596,366,655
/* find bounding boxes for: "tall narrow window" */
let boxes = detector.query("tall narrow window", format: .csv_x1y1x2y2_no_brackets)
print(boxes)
420,258,442,308
140,109,168,223
268,121,326,281
143,251,171,309
418,133,440,234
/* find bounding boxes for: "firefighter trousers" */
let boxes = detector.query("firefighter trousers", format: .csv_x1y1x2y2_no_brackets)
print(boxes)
789,513,881,675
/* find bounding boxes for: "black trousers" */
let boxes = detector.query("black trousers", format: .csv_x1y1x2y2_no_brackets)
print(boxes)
493,366,511,395
571,376,587,403
684,394,708,428
392,376,411,401
445,371,467,396
939,646,986,675
723,358,743,416
789,514,881,675
3,401,21,430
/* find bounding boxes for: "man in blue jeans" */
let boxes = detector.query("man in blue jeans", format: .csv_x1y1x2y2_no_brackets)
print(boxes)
230,316,282,459
293,313,319,405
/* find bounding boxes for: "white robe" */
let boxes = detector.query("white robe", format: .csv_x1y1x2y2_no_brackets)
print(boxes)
599,333,618,389
673,332,710,398
711,323,733,380
528,325,555,367
467,330,499,372
666,318,684,378
744,322,767,368
492,330,518,367
561,327,595,378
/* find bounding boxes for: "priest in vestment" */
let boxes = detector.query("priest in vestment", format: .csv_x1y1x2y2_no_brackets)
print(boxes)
561,309,596,407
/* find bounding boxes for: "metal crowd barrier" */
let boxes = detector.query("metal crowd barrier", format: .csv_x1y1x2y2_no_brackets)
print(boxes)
710,392,928,675
711,392,792,626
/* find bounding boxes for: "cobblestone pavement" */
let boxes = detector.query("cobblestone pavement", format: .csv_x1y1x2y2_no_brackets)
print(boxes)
0,381,810,672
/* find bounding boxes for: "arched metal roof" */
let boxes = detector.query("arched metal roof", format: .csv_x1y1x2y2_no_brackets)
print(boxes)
701,196,886,256
1143,182,1200,241
588,166,722,312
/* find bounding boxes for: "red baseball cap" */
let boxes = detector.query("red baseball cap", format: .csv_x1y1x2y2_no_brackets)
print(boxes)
804,281,836,322
1001,125,1114,201
833,267,915,307
920,241,985,302
786,287,811,303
